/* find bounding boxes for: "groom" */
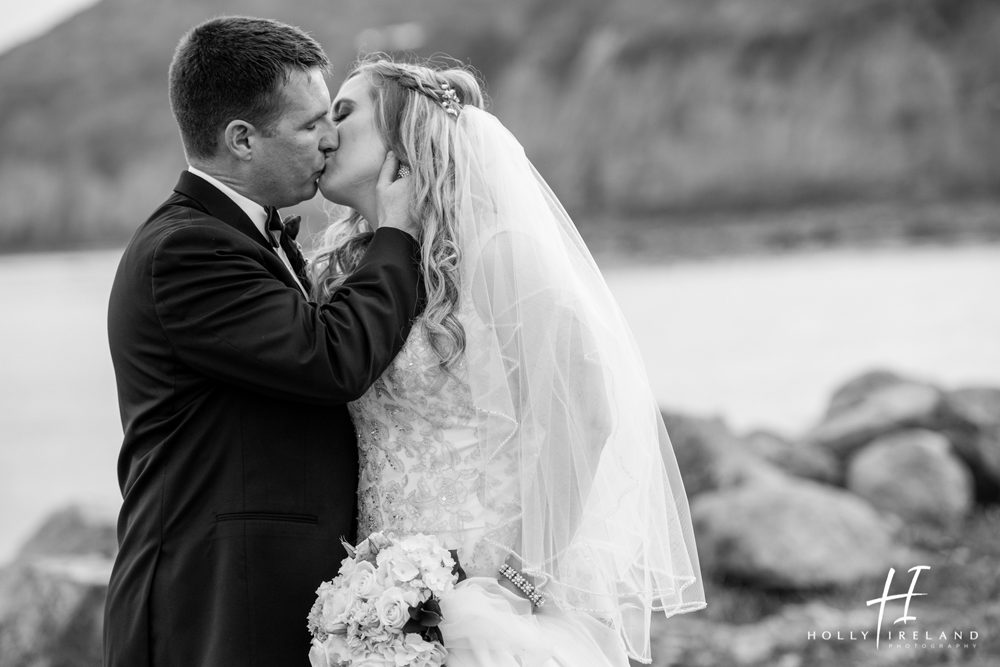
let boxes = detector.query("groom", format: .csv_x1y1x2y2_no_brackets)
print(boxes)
104,17,422,666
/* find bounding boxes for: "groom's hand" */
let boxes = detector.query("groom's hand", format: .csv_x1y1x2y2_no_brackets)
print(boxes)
374,151,418,239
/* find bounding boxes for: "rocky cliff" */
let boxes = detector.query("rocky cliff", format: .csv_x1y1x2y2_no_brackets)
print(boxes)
1,0,998,249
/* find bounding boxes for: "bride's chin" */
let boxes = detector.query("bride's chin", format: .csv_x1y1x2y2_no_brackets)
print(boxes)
317,181,347,205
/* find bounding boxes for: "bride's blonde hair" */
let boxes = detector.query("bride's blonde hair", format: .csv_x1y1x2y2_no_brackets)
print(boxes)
311,55,485,369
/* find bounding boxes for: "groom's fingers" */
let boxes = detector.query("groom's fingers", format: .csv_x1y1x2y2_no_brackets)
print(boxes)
374,151,417,237
377,151,400,190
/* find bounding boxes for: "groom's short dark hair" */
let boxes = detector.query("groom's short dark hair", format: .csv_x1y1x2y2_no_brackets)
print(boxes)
169,16,330,159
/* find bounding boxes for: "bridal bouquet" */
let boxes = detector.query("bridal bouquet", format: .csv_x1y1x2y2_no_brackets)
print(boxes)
307,532,463,667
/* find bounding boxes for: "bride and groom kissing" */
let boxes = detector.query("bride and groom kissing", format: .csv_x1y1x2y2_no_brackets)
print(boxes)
104,15,704,667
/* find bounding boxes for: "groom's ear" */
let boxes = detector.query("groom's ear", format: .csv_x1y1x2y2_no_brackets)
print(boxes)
222,120,255,160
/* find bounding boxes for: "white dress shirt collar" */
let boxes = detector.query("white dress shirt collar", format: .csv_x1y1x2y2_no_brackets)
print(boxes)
186,166,307,296
187,166,270,241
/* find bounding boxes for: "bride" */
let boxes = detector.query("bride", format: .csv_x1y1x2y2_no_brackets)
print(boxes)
310,56,705,666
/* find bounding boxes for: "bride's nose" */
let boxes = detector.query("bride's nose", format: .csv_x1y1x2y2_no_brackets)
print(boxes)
320,124,339,154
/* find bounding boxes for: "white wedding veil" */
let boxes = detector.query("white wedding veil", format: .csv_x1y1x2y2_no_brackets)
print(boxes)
453,106,706,662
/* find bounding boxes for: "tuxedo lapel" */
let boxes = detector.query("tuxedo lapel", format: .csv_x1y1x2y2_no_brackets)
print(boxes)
173,171,274,255
173,171,310,294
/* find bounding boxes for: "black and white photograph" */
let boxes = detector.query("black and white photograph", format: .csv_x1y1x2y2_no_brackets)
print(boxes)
0,1,998,666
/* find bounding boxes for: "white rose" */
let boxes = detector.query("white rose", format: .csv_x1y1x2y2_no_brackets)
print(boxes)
353,659,394,667
397,633,446,667
377,546,421,583
375,587,416,631
318,588,351,630
308,634,351,667
349,561,382,599
337,556,357,580
308,639,331,667
391,557,420,583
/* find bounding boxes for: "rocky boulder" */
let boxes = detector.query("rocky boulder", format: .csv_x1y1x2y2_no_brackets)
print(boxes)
662,410,783,497
805,370,946,458
15,504,118,561
823,369,911,417
692,478,897,589
649,601,877,667
0,504,117,667
941,387,1000,503
945,387,1000,427
847,429,974,527
743,429,842,486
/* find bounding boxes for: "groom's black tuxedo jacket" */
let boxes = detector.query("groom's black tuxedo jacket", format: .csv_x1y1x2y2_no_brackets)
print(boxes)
104,171,421,666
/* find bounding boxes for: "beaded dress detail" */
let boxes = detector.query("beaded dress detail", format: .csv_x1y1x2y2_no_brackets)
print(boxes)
348,304,520,578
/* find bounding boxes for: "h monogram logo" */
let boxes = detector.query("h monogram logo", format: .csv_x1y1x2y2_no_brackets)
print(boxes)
866,566,930,650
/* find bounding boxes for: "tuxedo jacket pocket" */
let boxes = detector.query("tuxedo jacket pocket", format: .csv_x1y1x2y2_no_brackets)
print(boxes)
212,511,322,542
214,511,318,524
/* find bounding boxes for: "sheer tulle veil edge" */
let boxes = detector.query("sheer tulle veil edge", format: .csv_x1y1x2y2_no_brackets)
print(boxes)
451,106,706,663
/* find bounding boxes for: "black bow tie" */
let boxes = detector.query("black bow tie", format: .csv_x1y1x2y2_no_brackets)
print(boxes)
265,207,299,247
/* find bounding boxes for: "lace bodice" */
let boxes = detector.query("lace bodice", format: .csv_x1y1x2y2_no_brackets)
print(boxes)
348,311,520,577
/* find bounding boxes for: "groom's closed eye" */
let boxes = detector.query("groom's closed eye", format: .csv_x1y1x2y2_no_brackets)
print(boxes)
302,110,330,131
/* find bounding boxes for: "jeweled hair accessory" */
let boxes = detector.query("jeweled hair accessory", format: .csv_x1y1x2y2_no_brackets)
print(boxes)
439,81,462,117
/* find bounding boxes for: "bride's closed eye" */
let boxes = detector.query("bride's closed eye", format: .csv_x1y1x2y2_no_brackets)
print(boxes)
332,100,353,123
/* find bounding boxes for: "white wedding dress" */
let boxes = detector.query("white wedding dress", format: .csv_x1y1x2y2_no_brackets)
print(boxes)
348,307,629,667
341,106,704,666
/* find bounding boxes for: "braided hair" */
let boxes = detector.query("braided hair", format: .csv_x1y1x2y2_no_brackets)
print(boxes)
312,55,485,370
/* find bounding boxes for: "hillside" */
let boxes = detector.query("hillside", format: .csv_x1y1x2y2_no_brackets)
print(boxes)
1,0,999,250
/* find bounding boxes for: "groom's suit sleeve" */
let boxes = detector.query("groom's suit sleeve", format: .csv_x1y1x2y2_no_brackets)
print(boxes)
150,221,421,404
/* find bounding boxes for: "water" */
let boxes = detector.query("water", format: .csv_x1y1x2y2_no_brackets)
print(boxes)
604,245,1000,435
1,245,998,564
0,249,123,564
